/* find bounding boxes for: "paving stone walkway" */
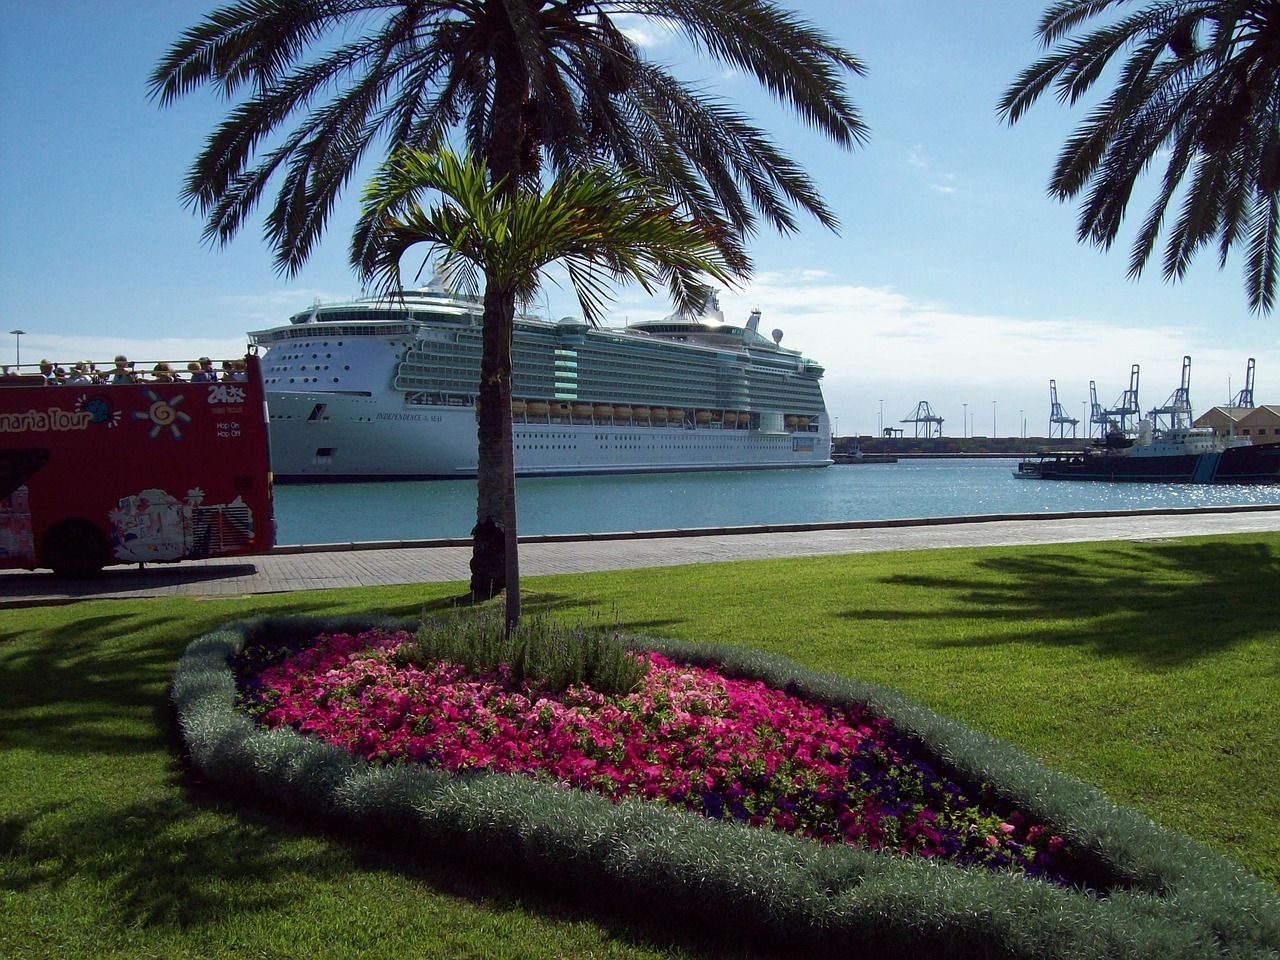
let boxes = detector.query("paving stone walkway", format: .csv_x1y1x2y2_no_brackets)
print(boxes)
2,506,1278,607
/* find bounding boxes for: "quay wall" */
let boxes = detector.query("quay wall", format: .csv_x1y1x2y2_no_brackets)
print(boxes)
834,435,1093,458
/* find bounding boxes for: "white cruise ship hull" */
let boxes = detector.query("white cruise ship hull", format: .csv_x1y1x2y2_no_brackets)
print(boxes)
252,280,834,483
267,390,831,481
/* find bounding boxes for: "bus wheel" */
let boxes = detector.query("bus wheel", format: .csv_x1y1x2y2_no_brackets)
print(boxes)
42,520,110,578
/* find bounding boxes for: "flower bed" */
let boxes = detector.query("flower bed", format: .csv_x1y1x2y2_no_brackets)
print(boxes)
174,615,1280,960
234,628,1078,884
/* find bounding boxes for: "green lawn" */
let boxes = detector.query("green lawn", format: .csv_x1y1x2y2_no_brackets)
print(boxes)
2,531,1277,958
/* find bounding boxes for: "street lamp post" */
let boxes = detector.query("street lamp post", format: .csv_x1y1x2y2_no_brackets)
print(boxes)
878,399,883,437
9,329,25,369
962,402,968,438
992,401,997,438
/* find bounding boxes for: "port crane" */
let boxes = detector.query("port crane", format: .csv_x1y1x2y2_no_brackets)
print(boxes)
1231,358,1256,408
901,401,944,438
1148,355,1193,431
1101,364,1141,436
1048,379,1080,438
1087,381,1114,438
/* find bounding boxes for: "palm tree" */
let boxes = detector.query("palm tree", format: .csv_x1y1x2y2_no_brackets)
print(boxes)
353,147,737,627
1000,1,1280,313
152,1,866,595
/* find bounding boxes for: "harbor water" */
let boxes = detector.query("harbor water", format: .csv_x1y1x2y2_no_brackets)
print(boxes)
273,458,1280,545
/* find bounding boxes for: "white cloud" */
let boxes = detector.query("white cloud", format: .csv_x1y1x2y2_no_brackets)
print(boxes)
16,272,1269,445
603,270,1279,437
611,13,677,48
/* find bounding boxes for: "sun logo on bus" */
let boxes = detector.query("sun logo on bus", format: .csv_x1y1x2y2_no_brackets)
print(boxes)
132,389,193,439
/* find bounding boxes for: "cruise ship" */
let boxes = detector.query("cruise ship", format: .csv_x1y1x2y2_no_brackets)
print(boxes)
249,279,833,481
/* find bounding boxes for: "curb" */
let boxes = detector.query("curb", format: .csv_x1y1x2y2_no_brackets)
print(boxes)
266,502,1280,554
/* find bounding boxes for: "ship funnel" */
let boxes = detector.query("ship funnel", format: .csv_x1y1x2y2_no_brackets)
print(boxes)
746,308,762,333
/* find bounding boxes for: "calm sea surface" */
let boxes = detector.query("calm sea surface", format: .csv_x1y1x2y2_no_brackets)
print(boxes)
273,458,1280,546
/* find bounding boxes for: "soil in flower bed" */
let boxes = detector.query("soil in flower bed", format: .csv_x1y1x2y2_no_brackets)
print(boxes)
231,628,1096,888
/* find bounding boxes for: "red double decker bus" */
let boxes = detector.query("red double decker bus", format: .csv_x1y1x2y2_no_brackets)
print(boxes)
0,352,275,576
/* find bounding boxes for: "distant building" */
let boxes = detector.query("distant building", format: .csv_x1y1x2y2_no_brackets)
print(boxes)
1237,405,1280,442
1193,406,1251,439
1193,404,1280,441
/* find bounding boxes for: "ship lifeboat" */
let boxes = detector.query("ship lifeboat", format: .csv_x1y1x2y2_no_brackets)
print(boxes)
797,416,810,429
696,410,713,424
723,411,739,427
633,406,651,421
784,415,798,429
594,404,613,419
667,408,684,424
551,402,571,419
572,404,594,419
510,399,527,416
528,400,550,417
650,407,668,422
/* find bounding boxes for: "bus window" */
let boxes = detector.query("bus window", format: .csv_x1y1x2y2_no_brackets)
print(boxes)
0,448,50,499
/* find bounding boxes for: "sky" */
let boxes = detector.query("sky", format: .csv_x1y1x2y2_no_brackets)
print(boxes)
2,0,1277,439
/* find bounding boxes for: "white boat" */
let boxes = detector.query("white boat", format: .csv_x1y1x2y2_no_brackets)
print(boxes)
249,279,833,481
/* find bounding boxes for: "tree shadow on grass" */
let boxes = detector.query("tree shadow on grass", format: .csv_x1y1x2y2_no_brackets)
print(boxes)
861,538,1280,668
0,595,425,760
3,766,791,960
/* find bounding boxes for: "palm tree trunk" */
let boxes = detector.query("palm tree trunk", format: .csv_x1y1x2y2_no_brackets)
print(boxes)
470,17,526,615
469,284,508,600
472,282,520,626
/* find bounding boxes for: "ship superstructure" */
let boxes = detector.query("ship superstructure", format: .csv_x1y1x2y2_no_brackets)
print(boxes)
249,281,832,481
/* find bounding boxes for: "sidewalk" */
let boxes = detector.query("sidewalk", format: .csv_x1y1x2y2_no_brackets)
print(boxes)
2,505,1278,606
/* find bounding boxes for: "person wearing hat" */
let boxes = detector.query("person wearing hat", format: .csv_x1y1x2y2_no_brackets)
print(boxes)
111,355,137,385
38,359,56,384
191,357,217,383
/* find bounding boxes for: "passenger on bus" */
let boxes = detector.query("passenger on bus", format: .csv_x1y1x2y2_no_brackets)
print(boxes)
151,362,176,383
66,363,92,385
38,359,56,384
220,359,236,381
111,356,137,385
191,357,217,383
229,359,248,382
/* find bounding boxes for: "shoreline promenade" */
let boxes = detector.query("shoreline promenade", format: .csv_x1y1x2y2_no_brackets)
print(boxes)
2,504,1278,607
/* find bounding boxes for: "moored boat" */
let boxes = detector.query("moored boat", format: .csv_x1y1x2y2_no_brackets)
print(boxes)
1015,422,1280,484
250,278,833,481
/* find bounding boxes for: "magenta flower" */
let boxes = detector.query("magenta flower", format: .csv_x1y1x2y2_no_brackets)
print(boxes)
231,629,1079,884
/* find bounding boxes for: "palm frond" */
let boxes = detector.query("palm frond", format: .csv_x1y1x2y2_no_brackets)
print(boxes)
1004,0,1280,312
159,0,863,276
352,148,741,321
1245,188,1280,312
